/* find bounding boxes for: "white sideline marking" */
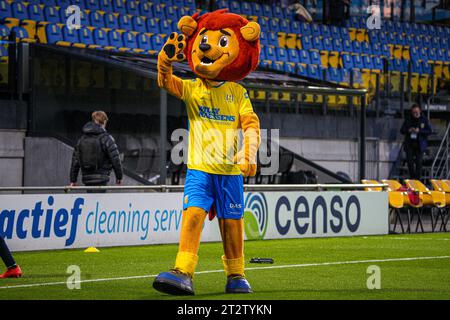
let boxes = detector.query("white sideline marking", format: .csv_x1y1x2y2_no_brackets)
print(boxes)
364,236,450,241
1,255,450,290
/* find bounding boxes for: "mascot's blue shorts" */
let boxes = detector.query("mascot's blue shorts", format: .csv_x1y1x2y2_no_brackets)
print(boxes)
183,169,244,219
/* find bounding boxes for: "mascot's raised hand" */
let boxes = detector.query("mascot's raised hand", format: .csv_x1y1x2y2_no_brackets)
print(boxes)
157,32,186,95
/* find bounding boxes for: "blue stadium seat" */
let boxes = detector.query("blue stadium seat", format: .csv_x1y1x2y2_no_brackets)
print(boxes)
43,6,60,24
215,0,228,9
159,19,172,35
361,42,371,55
172,0,185,8
272,5,285,19
322,37,332,51
137,32,152,51
152,4,164,17
381,44,390,57
85,0,100,11
310,50,321,65
0,1,11,20
229,1,240,13
341,53,354,69
296,63,308,77
352,55,364,69
326,68,342,83
241,2,253,16
251,2,262,16
339,28,350,41
264,46,277,62
108,30,124,48
362,56,374,69
372,57,383,71
139,1,152,17
419,47,429,61
287,48,299,63
352,41,362,54
307,64,322,80
118,14,133,31
431,38,440,50
100,0,113,13
93,28,109,47
89,11,105,28
165,6,178,21
332,39,343,52
342,39,352,53
122,31,138,50
279,19,290,33
28,4,45,22
42,0,57,6
421,60,432,74
440,38,448,50
276,47,288,62
409,46,420,61
132,16,147,33
126,0,139,16
269,18,280,33
411,60,423,74
377,31,387,44
262,4,273,17
436,49,446,62
146,18,159,34
311,24,321,37
45,23,63,44
320,25,331,38
0,24,9,38
61,25,80,45
330,26,341,39
55,0,71,8
301,36,313,50
258,17,269,32
371,43,381,56
70,0,86,10
113,0,127,15
266,32,278,47
0,44,7,56
312,37,323,51
298,50,311,64
184,0,196,10
428,48,437,62
368,30,379,43
422,36,431,48
150,34,163,51
259,32,268,46
104,13,119,29
291,21,300,34
11,2,29,20
300,22,311,36
78,27,94,46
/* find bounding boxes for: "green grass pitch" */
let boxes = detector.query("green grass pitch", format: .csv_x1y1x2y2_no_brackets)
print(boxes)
1,233,449,300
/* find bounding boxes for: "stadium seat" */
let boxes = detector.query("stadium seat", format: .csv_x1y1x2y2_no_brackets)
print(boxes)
43,6,61,24
122,31,142,52
137,32,154,53
139,1,152,17
126,0,139,16
146,18,159,34
89,11,105,28
93,28,110,47
429,180,450,231
118,14,133,31
85,0,101,11
61,25,84,47
150,34,163,51
159,19,173,36
104,13,120,30
113,0,127,15
43,23,62,44
108,29,127,51
11,26,35,43
78,27,96,48
99,0,113,12
165,6,178,22
132,16,147,34
28,4,45,23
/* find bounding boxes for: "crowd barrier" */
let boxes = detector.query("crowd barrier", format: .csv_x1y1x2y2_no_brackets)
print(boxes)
0,185,389,251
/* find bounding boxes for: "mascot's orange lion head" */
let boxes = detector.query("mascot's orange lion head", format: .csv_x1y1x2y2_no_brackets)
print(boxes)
177,9,261,81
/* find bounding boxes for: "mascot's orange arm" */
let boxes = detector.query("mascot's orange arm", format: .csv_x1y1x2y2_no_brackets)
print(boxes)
157,32,186,99
235,112,261,177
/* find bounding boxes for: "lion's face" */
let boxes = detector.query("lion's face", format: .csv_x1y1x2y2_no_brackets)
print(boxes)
191,28,240,79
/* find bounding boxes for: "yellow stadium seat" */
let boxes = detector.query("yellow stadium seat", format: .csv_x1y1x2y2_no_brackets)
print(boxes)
284,33,297,49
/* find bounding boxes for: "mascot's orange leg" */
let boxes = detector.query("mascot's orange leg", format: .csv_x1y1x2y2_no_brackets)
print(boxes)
173,206,207,278
219,218,245,277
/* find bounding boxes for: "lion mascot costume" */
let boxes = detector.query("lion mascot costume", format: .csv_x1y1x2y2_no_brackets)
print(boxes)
152,9,261,295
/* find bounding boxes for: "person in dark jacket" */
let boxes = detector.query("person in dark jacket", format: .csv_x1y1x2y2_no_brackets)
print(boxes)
70,111,123,191
400,104,432,180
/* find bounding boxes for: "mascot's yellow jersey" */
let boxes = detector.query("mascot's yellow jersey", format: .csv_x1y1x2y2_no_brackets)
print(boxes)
181,78,254,175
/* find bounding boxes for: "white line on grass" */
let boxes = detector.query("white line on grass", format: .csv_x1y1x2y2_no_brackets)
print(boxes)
1,255,449,290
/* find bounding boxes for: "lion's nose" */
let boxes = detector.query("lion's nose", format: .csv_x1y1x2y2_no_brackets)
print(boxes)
199,43,211,52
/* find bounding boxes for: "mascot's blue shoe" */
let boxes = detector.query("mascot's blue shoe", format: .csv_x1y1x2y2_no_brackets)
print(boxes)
225,276,252,294
153,270,194,295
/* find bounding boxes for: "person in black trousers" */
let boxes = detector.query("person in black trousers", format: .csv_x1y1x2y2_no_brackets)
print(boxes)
70,111,123,192
0,236,22,278
400,104,432,180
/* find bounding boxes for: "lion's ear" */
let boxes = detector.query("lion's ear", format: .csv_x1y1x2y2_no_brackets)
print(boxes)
240,21,260,42
178,16,198,36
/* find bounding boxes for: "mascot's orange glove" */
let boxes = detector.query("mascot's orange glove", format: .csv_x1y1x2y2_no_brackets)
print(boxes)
157,32,186,98
234,112,260,177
